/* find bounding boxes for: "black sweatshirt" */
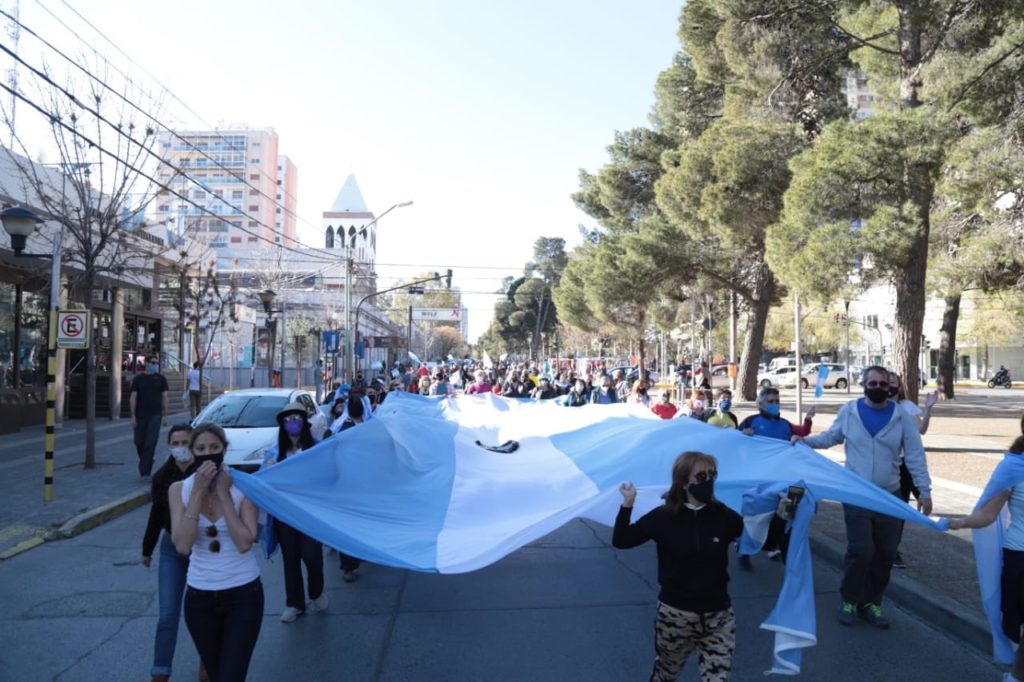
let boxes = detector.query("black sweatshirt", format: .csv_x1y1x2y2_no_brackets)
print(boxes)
141,456,197,557
613,501,743,613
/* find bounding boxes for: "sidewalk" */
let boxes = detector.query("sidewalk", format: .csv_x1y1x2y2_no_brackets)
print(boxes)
0,405,1009,662
0,411,190,559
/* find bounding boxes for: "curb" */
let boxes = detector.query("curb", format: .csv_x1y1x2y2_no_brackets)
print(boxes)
810,533,992,657
44,489,151,541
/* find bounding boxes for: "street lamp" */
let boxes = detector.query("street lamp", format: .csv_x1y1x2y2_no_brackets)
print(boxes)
258,289,285,387
1,205,59,503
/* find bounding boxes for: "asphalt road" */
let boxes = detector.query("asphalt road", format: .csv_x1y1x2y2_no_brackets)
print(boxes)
0,505,1003,682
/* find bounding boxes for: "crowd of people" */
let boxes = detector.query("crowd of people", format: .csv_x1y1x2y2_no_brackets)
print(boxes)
138,356,1024,682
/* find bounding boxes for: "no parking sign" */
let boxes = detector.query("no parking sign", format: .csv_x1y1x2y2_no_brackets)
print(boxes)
56,310,91,349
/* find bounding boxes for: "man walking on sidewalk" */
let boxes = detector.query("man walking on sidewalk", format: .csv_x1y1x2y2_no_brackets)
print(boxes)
130,355,169,481
793,365,932,630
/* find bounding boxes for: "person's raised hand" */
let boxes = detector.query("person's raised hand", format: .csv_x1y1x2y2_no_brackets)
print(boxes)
619,481,637,508
215,465,234,496
194,461,217,491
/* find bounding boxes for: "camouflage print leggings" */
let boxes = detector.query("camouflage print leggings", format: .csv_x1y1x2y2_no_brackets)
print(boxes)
649,602,736,682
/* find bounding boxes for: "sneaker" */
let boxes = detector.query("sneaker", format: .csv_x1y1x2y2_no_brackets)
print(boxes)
738,554,753,571
892,552,906,569
280,606,303,623
342,570,358,583
837,601,857,626
311,593,329,612
858,603,891,630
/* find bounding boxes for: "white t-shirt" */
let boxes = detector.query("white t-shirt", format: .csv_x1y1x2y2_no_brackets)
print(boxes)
181,474,260,590
898,399,922,419
187,368,201,392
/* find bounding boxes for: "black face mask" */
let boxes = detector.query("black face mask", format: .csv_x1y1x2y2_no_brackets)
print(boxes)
193,454,224,468
687,480,714,504
887,386,899,399
864,387,889,404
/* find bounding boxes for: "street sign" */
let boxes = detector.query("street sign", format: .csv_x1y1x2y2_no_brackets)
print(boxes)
323,330,340,353
234,304,257,325
372,335,404,347
412,308,461,321
56,311,90,349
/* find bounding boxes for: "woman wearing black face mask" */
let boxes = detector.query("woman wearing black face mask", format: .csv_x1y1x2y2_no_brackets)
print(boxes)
259,403,325,623
169,423,262,682
613,451,744,682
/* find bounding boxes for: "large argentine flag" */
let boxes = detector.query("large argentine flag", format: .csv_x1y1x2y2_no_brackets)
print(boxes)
233,391,948,674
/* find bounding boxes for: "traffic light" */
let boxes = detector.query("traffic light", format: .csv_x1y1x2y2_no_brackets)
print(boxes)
445,268,452,289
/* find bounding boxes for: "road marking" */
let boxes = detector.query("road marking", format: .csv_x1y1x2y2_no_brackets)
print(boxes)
930,476,984,497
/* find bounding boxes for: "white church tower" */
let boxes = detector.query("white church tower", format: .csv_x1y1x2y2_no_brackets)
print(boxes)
322,174,378,272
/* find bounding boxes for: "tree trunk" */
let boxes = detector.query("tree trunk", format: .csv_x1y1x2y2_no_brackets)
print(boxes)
83,274,96,469
637,336,646,385
737,263,776,401
891,222,929,405
937,293,960,399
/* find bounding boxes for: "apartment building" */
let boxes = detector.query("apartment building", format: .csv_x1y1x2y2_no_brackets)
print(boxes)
154,127,289,250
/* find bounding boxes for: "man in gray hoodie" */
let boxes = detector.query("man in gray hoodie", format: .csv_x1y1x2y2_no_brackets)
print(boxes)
792,365,932,630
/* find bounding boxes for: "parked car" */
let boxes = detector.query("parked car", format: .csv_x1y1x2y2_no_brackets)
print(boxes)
792,363,850,390
608,365,661,385
192,388,328,473
757,365,797,388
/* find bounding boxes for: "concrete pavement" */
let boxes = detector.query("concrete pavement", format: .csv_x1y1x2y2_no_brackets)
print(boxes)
0,506,1003,681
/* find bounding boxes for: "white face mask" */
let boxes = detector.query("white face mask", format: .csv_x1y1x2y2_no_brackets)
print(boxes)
170,446,191,462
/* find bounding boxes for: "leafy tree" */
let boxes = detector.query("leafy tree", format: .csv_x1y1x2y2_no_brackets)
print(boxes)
1,51,168,467
657,117,805,398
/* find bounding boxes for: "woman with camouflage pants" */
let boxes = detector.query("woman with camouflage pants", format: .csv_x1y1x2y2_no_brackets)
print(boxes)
613,451,743,681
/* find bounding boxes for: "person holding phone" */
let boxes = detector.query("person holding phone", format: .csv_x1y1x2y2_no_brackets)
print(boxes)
169,424,262,682
613,451,744,682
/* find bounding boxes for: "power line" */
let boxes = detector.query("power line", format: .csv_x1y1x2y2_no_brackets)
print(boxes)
31,0,308,219
0,9,341,256
0,80,342,263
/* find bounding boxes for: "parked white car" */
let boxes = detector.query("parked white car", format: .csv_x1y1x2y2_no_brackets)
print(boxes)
757,365,798,388
789,363,850,390
192,388,327,472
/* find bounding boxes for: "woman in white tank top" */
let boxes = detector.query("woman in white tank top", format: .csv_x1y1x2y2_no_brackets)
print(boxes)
169,423,262,682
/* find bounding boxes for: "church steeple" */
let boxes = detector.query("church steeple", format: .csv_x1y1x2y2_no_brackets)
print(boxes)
330,174,368,213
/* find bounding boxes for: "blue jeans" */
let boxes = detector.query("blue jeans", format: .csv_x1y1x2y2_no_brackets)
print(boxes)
184,578,264,682
152,533,189,676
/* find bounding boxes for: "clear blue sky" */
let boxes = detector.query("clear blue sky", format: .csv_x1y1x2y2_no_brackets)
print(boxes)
17,0,683,340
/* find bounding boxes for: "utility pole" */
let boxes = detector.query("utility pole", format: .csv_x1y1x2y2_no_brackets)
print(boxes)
794,293,803,421
844,299,851,395
729,291,737,391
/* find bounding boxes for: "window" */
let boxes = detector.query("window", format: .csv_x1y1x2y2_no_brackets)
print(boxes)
249,174,259,180
252,142,261,147
276,208,282,214
194,190,206,199
247,237,257,242
248,205,258,211
248,221,257,227
250,189,258,195
231,221,241,228
158,205,169,212
231,236,242,243
277,180,282,185
250,158,260,164
865,315,879,329
232,190,243,199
